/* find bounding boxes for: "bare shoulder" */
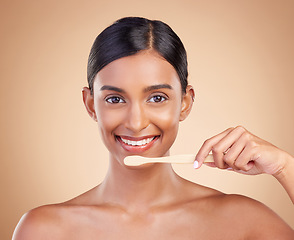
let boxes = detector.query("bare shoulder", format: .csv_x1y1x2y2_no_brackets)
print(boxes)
12,187,106,240
179,181,294,239
205,193,294,239
12,204,66,240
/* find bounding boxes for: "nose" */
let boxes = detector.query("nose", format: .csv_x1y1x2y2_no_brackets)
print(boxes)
124,102,149,133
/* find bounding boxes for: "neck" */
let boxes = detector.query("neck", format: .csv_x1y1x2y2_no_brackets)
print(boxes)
97,155,181,211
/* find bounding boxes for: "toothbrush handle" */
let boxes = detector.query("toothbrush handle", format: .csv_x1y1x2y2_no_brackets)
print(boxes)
124,154,214,166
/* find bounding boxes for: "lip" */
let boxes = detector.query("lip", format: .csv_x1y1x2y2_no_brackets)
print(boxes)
116,135,159,154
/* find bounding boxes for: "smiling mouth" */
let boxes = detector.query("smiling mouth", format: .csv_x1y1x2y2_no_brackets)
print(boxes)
116,135,159,152
120,136,155,146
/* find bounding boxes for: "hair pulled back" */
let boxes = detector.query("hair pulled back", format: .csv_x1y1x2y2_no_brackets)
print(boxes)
87,17,188,94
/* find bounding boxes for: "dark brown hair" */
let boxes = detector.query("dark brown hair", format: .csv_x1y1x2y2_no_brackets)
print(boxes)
87,17,188,94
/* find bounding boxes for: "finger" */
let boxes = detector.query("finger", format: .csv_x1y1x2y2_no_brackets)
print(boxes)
211,126,247,169
222,131,250,169
234,144,256,172
211,150,229,169
196,127,234,167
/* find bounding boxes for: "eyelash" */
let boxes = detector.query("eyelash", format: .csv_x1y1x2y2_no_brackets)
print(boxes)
148,94,168,103
105,94,168,104
105,96,125,104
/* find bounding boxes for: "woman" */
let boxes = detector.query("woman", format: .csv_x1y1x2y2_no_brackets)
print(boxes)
13,17,294,239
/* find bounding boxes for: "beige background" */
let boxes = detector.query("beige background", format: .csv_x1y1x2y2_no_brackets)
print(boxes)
1,0,294,239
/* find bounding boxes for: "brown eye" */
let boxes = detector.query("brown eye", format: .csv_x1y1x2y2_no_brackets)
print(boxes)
148,95,167,103
105,96,125,104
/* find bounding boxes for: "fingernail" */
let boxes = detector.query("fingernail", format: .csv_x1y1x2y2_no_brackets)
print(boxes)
193,161,199,169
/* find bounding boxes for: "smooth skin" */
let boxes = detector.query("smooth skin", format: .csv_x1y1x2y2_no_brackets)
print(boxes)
13,50,294,239
195,126,294,204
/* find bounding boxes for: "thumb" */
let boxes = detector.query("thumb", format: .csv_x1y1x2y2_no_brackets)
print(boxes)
194,154,215,169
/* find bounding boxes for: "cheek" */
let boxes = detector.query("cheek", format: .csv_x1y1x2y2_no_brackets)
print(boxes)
148,105,181,156
95,104,124,140
148,101,182,134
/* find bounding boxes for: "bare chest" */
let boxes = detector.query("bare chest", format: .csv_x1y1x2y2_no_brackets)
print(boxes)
61,209,244,240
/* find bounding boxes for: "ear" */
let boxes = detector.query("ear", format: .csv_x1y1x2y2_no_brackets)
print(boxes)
179,85,195,121
82,87,97,121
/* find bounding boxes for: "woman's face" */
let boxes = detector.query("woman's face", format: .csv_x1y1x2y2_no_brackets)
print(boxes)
83,50,193,166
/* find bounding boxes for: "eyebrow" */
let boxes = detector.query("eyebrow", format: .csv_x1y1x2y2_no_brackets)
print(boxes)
100,84,173,93
143,84,173,93
100,85,126,93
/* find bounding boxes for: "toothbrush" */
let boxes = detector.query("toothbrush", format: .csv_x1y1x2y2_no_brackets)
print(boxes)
124,154,214,166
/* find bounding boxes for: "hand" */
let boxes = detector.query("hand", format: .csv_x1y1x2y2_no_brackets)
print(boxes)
195,126,289,176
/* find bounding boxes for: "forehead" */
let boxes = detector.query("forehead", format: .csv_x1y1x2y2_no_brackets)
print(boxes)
93,50,181,90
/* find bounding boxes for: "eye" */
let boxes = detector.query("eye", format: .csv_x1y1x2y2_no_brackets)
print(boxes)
105,96,125,104
148,95,168,103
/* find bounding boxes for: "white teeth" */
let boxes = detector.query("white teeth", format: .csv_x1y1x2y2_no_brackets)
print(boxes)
120,137,155,146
